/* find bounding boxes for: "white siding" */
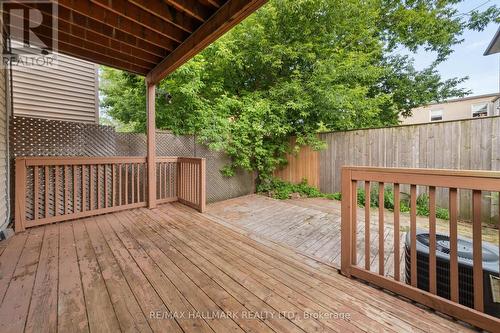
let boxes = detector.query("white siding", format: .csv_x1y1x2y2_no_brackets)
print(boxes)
12,53,98,123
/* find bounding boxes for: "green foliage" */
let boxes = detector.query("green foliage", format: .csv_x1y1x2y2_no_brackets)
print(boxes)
100,0,498,181
356,186,449,220
257,178,340,200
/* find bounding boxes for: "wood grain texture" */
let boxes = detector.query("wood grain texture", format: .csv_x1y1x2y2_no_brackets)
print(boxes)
319,117,500,223
0,198,481,333
273,137,320,188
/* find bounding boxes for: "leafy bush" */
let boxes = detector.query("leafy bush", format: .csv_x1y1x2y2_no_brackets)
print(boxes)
356,186,449,220
258,178,450,220
257,178,340,200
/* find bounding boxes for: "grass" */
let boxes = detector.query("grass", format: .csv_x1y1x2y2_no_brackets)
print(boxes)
258,177,450,220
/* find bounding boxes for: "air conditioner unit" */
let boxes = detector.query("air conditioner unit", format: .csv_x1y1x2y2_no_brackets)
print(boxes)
405,231,500,318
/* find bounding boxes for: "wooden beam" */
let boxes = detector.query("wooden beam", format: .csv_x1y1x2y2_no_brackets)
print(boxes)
128,0,204,31
146,82,157,208
25,2,170,57
89,0,190,42
7,9,153,73
147,0,267,84
165,0,213,22
205,0,225,8
56,0,180,49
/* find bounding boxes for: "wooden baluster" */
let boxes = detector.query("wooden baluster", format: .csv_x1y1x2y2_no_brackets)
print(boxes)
429,186,437,294
97,165,101,209
90,165,95,210
449,188,459,302
54,166,60,216
410,184,417,287
159,162,163,199
131,163,135,204
118,164,122,206
64,166,69,215
351,180,357,265
104,165,108,208
472,190,484,312
378,182,384,275
82,165,86,212
170,163,174,198
164,162,170,198
112,164,116,207
196,164,201,205
143,163,146,202
136,163,140,203
193,163,196,204
393,183,400,281
199,159,206,212
73,165,77,213
45,166,50,218
34,166,39,221
124,164,128,205
364,181,370,270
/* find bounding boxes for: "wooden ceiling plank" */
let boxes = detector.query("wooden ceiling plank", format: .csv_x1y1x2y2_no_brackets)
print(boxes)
57,6,169,56
10,3,163,66
128,0,204,32
57,41,149,75
90,0,190,43
164,0,213,22
147,0,267,84
7,8,155,72
56,0,180,50
205,0,225,8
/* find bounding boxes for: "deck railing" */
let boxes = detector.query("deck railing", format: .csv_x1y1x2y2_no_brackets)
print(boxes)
177,157,206,212
15,156,206,231
341,166,500,331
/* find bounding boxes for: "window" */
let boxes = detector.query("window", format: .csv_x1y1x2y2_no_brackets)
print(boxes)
472,103,489,118
430,109,443,122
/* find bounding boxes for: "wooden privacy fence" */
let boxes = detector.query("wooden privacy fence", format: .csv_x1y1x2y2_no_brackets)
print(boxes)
15,156,206,231
341,166,500,331
273,137,320,188
274,117,500,222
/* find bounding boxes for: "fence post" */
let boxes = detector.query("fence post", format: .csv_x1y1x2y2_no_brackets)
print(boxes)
15,158,26,232
340,167,352,277
198,158,206,213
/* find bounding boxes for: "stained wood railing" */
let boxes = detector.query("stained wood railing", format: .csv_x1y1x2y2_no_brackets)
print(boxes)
341,166,500,331
15,156,206,231
177,157,206,213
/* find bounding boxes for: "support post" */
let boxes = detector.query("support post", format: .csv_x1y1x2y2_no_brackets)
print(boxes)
340,167,352,277
15,158,26,232
146,82,156,208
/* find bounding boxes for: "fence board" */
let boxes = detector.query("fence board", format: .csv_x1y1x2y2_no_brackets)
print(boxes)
273,137,320,188
316,116,500,222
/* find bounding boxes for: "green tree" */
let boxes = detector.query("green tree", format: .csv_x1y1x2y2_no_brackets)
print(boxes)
100,0,499,181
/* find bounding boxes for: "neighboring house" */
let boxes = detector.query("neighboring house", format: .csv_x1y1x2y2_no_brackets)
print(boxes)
400,93,500,125
12,52,99,124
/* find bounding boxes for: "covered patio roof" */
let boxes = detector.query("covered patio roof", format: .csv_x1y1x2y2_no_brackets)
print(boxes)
3,0,266,83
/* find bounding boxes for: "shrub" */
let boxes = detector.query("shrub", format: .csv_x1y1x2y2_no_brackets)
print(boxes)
257,178,341,200
356,186,449,220
258,178,450,220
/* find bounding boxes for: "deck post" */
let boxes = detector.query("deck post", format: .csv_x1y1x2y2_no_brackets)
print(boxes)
340,167,352,277
146,81,156,208
14,158,26,232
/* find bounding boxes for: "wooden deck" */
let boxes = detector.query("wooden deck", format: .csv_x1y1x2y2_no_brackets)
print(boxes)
207,195,499,279
0,201,476,332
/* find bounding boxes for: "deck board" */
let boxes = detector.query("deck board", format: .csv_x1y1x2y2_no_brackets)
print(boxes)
207,195,499,280
0,199,476,332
